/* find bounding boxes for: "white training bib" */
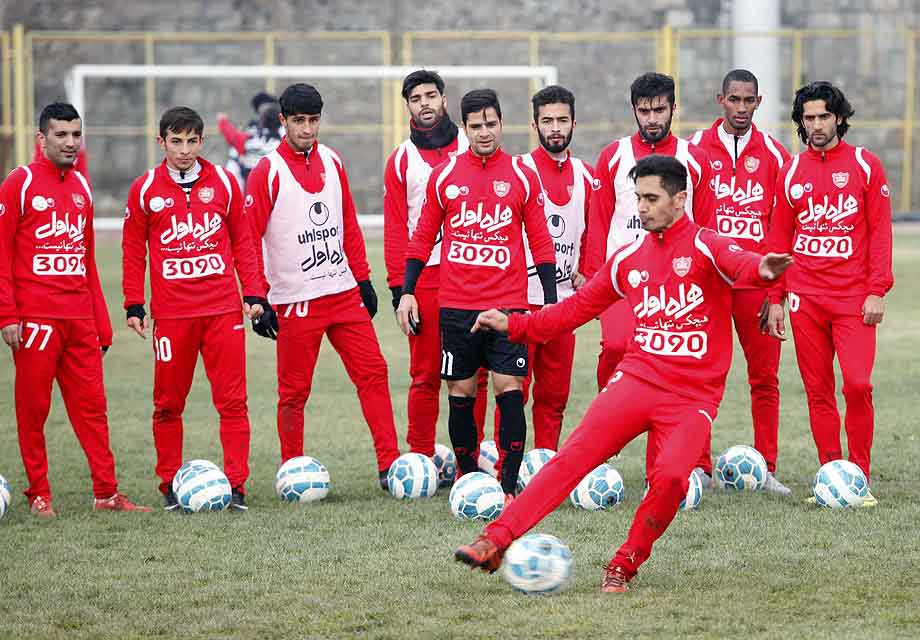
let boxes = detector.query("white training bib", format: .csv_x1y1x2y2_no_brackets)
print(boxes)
520,152,589,305
262,144,357,304
398,130,469,267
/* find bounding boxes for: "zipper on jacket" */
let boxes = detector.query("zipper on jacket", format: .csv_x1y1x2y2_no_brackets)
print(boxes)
732,136,739,175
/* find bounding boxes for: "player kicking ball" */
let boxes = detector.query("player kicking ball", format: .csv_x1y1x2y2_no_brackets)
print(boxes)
454,155,792,592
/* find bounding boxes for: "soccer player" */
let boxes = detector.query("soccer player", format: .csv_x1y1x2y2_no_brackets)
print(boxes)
122,106,269,511
0,102,151,517
396,89,558,498
584,71,716,483
246,83,401,489
454,155,792,591
218,91,279,188
495,85,594,451
383,69,488,458
689,69,792,494
765,81,893,506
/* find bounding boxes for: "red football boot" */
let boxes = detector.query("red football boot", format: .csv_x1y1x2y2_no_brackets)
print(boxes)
454,535,505,574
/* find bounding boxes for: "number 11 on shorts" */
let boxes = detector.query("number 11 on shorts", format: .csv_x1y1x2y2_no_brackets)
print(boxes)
441,350,454,376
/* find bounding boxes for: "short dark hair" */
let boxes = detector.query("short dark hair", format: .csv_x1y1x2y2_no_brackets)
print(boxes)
402,70,445,100
461,89,502,125
628,154,687,196
159,106,203,139
251,91,277,112
531,85,575,122
721,69,759,95
279,83,323,117
39,102,81,134
791,81,854,143
630,72,675,107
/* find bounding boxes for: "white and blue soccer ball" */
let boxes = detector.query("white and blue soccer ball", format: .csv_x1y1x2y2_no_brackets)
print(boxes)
175,463,231,513
517,448,555,492
432,443,457,488
812,459,868,509
714,445,768,491
275,456,330,503
478,440,500,478
681,470,704,510
172,458,220,495
570,463,624,510
502,533,573,594
449,471,505,521
387,452,438,499
0,474,11,521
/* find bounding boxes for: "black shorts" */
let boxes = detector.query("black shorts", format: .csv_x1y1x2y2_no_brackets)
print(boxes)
439,308,528,380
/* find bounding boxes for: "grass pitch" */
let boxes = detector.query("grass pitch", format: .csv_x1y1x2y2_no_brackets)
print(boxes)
1,231,919,639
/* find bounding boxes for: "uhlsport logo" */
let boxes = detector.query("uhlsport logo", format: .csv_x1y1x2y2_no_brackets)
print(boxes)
308,201,330,226
546,214,566,238
627,269,649,288
245,194,254,208
516,357,526,368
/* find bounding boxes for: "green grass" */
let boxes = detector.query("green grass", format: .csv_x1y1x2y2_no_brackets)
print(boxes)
1,230,919,639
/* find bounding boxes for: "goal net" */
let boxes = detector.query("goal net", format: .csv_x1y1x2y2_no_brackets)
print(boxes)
65,64,558,230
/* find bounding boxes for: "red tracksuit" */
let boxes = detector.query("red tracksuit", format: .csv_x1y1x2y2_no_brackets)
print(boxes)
384,129,477,456
767,141,893,479
585,132,715,393
0,155,119,502
122,157,265,494
485,214,770,579
246,139,400,472
490,147,594,450
690,120,790,472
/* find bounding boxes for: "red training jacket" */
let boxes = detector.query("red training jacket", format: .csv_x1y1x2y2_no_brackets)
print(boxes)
766,140,894,301
0,155,112,345
406,148,556,310
508,214,769,406
689,119,790,288
122,157,265,319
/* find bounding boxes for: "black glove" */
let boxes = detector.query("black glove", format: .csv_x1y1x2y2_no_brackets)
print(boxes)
126,304,146,322
358,280,378,319
251,303,278,340
243,295,270,310
101,345,109,354
389,286,403,312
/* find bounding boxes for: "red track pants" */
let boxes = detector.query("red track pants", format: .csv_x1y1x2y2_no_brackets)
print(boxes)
788,292,877,479
276,287,400,472
485,372,715,579
152,311,250,494
13,317,118,501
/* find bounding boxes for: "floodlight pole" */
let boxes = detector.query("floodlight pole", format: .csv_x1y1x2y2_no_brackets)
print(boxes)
733,0,781,130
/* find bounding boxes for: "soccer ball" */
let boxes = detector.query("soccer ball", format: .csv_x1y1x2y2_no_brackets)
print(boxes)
570,463,624,510
478,440,499,477
502,533,573,594
275,456,330,503
681,470,703,510
0,474,11,521
640,470,702,511
172,458,220,495
432,443,457,488
812,459,868,508
387,453,438,499
714,445,768,490
449,471,505,521
175,464,231,512
517,448,555,492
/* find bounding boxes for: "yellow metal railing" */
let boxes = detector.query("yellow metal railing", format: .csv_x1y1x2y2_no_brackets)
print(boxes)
6,26,920,213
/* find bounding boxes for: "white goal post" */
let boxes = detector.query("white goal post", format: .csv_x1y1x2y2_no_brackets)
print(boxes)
64,65,559,231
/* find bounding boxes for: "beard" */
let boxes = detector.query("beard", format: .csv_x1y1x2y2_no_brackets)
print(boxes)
636,114,672,144
412,106,446,128
538,128,573,154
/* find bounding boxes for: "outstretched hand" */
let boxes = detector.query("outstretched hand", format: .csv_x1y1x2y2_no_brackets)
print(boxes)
758,253,793,281
471,309,509,334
